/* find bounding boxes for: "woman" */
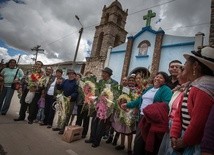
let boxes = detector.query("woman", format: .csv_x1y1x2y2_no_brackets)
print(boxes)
158,65,189,155
170,46,214,154
112,75,137,155
122,71,172,155
0,59,23,115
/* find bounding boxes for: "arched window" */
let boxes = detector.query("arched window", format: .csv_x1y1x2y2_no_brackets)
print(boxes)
114,35,120,47
105,13,109,24
117,15,122,26
138,40,151,56
96,32,104,56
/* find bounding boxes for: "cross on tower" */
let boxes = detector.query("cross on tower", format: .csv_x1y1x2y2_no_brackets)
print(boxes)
143,10,156,27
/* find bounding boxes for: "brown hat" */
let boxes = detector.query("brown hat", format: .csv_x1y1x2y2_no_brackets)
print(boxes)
102,67,113,76
56,69,63,74
67,69,76,75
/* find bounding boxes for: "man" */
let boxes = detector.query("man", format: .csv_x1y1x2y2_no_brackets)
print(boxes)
55,69,78,134
14,61,44,124
167,60,182,89
85,67,118,147
44,68,65,127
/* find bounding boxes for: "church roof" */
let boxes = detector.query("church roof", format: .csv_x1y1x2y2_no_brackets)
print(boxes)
110,0,122,9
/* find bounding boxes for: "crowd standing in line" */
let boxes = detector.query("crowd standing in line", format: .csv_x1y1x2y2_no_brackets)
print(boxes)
0,46,213,155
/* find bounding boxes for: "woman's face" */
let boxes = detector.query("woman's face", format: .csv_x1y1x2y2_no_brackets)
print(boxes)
135,74,143,86
182,58,194,81
9,60,16,69
177,67,188,85
153,73,166,88
128,77,136,87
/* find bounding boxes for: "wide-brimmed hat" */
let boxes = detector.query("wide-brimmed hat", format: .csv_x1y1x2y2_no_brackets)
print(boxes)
102,67,113,76
67,69,76,75
184,46,214,72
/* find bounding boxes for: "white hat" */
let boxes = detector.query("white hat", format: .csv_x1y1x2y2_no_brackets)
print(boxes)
184,46,214,72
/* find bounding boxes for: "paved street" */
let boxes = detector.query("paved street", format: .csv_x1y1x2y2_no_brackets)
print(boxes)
0,92,128,155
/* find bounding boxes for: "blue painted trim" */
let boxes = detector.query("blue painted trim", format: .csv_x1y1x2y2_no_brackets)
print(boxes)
135,55,149,58
127,36,134,40
111,50,126,54
131,26,165,40
161,42,195,48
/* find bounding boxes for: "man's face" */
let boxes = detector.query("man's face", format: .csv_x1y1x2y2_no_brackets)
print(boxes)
168,62,181,76
46,68,53,76
68,72,76,80
101,71,110,80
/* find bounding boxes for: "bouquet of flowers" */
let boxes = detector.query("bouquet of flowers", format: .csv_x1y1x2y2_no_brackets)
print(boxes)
81,80,97,116
52,93,71,129
117,94,136,127
96,88,114,120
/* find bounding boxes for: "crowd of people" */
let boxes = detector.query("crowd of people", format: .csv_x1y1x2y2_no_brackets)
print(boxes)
0,46,214,155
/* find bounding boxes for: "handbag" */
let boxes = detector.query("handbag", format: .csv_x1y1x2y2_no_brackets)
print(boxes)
11,68,21,90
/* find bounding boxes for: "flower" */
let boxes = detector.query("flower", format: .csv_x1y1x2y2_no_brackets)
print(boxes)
96,88,114,120
81,80,97,116
117,94,136,127
27,71,47,89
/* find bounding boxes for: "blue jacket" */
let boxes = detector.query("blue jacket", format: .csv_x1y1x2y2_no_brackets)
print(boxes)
126,84,172,110
57,79,78,101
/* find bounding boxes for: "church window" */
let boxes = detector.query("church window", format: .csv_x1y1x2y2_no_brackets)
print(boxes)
138,40,151,56
105,13,109,24
117,15,122,26
114,35,120,47
96,32,104,56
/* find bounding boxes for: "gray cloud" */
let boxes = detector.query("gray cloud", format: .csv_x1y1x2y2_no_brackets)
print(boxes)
0,0,211,64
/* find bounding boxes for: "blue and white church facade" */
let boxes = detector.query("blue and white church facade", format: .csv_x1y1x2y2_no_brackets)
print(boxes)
107,26,204,82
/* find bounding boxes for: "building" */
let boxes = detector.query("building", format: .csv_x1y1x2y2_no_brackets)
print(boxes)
85,0,207,82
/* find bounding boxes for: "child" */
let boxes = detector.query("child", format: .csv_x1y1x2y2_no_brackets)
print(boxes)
36,93,45,125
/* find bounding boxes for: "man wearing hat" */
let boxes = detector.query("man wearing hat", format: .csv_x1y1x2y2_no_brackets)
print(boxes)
55,68,78,134
85,67,118,147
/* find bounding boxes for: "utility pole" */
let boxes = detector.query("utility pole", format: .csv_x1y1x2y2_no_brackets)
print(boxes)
73,15,84,69
31,45,44,63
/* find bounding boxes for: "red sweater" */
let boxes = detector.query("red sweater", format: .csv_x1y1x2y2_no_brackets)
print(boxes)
170,87,214,146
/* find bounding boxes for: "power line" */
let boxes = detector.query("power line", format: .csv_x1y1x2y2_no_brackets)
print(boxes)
129,0,177,16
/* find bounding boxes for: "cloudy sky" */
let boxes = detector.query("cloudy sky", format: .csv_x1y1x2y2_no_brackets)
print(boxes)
0,0,211,64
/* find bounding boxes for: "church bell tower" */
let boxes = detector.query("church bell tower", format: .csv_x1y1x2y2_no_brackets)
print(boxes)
84,0,128,78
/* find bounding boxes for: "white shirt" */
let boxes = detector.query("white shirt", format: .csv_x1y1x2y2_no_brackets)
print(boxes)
140,87,159,115
47,78,56,95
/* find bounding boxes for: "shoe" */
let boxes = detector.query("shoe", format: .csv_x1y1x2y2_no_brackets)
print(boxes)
115,145,125,150
127,150,132,155
58,130,64,135
1,113,6,115
39,121,45,126
112,139,117,146
52,128,60,131
28,121,33,124
102,135,108,139
106,136,113,144
47,125,52,128
14,118,24,121
81,135,86,138
91,144,99,148
85,139,93,143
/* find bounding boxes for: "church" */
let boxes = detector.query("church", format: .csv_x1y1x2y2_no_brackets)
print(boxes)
84,0,205,82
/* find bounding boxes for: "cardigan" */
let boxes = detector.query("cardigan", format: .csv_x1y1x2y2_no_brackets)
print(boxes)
170,87,214,145
126,84,172,110
140,102,169,152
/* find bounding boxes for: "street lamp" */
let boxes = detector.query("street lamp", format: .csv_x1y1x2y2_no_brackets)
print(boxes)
73,15,84,69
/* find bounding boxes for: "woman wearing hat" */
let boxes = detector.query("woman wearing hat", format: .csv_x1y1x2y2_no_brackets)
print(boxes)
170,46,214,154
